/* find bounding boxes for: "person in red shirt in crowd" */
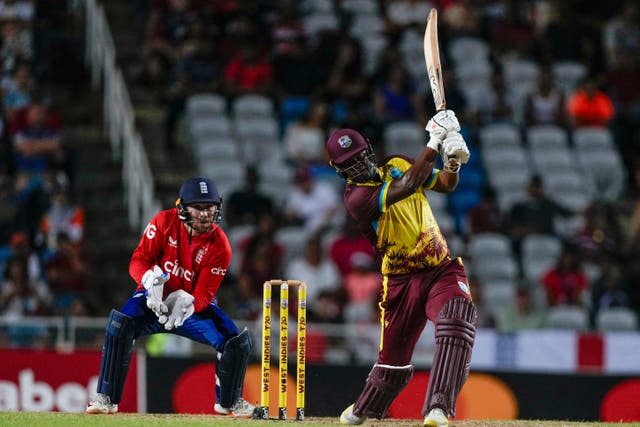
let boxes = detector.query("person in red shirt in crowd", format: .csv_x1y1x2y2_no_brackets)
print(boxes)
329,215,375,279
87,177,254,417
542,244,589,306
223,40,274,96
567,77,615,127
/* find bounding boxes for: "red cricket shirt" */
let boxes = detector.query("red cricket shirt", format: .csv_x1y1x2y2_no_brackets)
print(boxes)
129,208,231,312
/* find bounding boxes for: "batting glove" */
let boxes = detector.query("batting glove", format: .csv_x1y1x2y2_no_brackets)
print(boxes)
441,132,470,173
426,110,461,151
162,289,195,330
141,265,169,319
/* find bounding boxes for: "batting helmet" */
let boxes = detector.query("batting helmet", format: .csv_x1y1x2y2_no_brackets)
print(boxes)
326,129,377,181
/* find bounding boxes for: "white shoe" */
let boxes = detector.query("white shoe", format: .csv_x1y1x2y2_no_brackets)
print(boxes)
424,407,448,427
340,403,366,425
86,393,118,414
214,398,255,417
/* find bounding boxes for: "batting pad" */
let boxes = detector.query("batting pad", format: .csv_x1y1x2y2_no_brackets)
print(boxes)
97,309,135,403
353,364,414,419
423,297,477,417
217,327,252,408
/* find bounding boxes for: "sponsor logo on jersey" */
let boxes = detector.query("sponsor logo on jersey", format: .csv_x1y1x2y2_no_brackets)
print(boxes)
163,260,192,282
168,236,178,248
210,267,227,275
458,280,470,295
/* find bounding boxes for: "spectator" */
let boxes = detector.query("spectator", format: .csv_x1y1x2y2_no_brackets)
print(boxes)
2,230,40,281
590,260,630,325
373,62,425,125
496,286,547,332
285,234,341,312
0,256,51,347
224,165,274,228
223,40,274,97
523,67,568,127
1,59,33,116
0,255,51,317
541,244,589,307
0,13,32,74
602,1,640,70
328,215,375,278
465,185,504,234
344,252,382,312
567,77,615,127
284,167,341,234
38,182,84,251
43,232,88,314
12,101,64,174
143,0,198,75
307,288,345,324
283,100,330,167
569,203,619,263
0,175,17,245
237,213,283,299
274,35,319,99
270,4,304,57
508,174,572,247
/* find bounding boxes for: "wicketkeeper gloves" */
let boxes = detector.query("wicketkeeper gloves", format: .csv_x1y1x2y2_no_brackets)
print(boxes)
142,265,170,319
161,289,195,330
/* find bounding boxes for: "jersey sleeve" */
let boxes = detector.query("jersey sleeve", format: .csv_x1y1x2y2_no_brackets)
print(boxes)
345,185,383,222
191,234,232,312
129,212,166,288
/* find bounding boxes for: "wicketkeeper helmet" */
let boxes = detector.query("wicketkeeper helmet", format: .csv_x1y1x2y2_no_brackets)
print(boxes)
176,176,222,224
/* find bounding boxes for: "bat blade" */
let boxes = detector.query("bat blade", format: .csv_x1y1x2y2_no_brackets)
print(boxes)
424,8,446,111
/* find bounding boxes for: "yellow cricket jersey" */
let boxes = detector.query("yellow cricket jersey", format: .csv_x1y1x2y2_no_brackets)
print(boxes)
344,156,449,275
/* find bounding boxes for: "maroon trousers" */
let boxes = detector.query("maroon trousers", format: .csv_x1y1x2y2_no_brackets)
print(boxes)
377,257,472,365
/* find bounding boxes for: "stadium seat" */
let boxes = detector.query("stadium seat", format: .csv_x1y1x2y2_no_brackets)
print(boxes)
467,232,512,259
547,305,589,330
595,307,638,331
189,116,232,140
448,37,490,66
303,12,339,37
521,234,563,285
552,60,588,94
479,123,523,149
231,94,275,119
186,93,227,118
383,121,424,158
275,226,311,265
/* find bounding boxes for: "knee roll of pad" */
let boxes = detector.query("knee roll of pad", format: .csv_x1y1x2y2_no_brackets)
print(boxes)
353,364,414,419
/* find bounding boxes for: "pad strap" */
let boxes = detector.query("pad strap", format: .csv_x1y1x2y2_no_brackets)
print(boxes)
97,309,136,403
423,297,477,417
217,328,252,408
353,364,414,419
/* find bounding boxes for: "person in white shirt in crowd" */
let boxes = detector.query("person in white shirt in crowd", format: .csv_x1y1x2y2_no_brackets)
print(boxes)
284,167,341,234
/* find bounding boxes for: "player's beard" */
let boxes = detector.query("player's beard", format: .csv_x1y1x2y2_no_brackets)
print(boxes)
190,217,213,234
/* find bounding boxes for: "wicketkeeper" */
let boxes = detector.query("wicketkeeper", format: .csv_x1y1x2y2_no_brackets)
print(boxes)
326,110,477,427
87,176,254,417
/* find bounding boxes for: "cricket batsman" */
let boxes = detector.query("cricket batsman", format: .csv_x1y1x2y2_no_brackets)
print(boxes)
87,176,254,416
326,110,477,427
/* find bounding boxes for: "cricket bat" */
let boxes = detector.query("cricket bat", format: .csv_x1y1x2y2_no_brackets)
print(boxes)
424,8,446,112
